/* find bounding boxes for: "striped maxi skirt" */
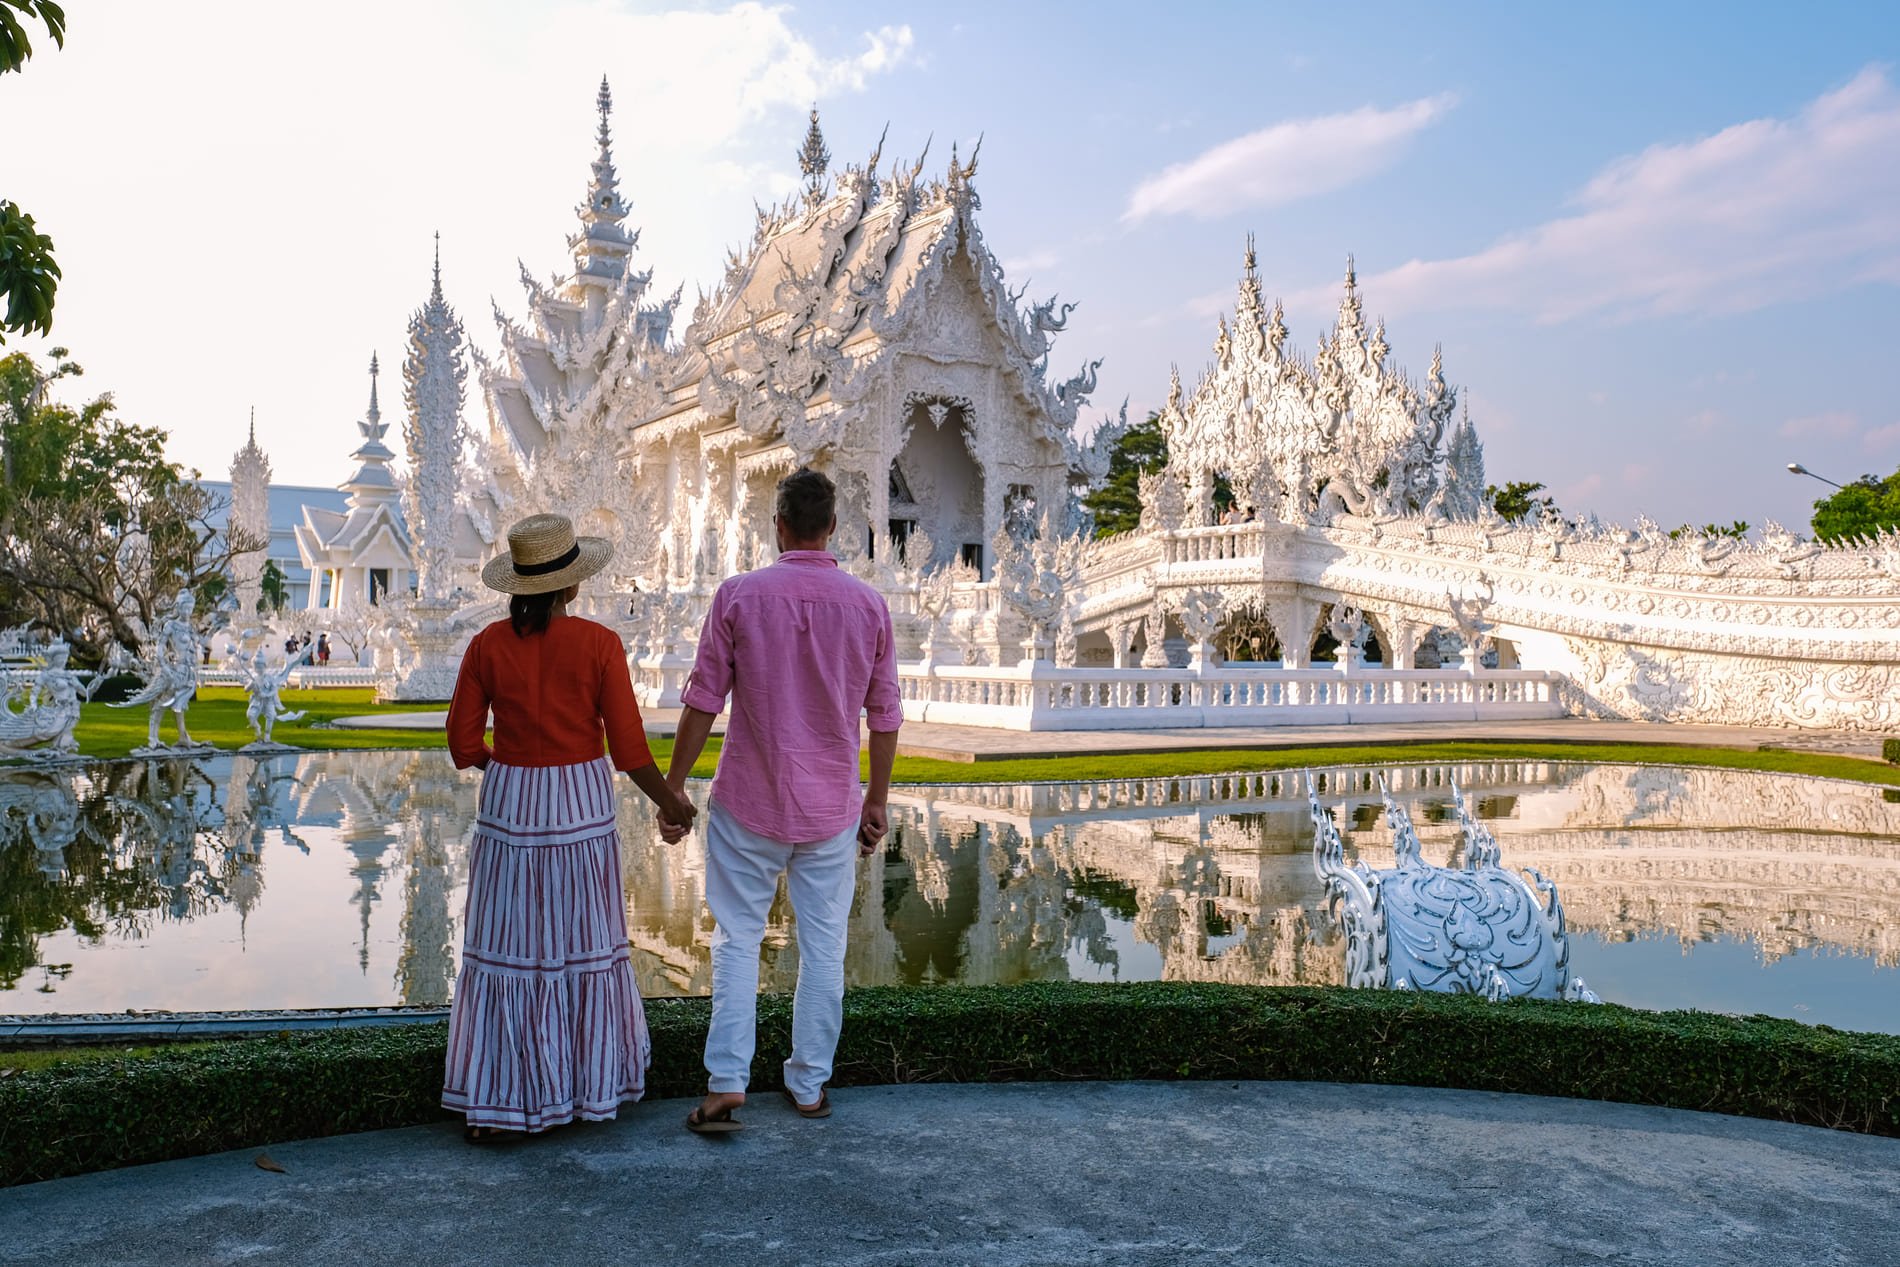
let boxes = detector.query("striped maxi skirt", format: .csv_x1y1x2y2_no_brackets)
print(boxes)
442,757,651,1132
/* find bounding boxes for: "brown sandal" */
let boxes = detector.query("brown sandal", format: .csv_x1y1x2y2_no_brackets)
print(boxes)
685,1106,744,1135
780,1087,831,1119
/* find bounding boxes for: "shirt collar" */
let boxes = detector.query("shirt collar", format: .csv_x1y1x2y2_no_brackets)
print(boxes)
777,549,838,568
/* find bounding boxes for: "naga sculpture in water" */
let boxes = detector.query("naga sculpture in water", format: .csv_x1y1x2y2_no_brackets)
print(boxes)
1308,770,1598,1003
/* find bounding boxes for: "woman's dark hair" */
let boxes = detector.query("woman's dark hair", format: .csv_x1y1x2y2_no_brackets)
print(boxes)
775,467,836,542
509,590,563,637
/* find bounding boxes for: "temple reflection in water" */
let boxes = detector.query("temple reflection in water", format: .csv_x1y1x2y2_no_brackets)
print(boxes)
1,752,1897,1031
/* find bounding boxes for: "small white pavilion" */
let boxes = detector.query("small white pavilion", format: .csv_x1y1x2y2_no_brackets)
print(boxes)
294,355,415,609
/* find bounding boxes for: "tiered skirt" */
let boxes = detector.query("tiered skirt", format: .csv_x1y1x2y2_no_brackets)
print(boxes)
442,757,650,1131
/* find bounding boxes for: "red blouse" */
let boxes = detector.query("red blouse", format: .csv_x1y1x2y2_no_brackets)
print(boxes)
445,616,654,774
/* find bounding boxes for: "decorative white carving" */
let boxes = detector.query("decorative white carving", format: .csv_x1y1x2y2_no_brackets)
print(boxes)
1309,772,1597,1002
401,236,469,604
109,591,211,752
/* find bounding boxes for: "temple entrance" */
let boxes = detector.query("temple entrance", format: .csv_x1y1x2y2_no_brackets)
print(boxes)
895,395,984,574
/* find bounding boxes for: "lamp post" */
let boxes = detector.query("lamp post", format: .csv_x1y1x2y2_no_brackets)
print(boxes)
1786,462,1844,490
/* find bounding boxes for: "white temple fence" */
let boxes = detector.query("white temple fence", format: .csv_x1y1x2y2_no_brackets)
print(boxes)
897,664,1563,731
200,666,384,690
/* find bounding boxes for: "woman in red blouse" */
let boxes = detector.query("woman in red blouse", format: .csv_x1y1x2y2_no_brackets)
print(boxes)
442,514,695,1143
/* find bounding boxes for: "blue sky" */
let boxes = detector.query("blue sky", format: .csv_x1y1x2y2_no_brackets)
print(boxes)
6,1,1898,531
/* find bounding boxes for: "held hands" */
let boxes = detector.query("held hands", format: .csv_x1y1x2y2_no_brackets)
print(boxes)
857,799,889,857
657,781,696,844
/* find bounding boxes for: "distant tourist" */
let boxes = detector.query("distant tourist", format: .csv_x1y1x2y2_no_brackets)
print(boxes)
443,513,695,1144
316,633,331,666
663,467,902,1133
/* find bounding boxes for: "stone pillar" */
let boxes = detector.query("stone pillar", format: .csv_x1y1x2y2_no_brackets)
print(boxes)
1110,619,1139,669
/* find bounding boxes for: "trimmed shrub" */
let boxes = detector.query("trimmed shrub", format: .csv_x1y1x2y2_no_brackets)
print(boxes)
85,673,147,706
2,983,1896,1187
1883,738,1900,766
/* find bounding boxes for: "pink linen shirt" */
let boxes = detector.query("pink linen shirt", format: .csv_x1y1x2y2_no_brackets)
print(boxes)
680,549,902,842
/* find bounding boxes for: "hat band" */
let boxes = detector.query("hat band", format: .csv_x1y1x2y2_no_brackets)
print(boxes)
515,542,582,576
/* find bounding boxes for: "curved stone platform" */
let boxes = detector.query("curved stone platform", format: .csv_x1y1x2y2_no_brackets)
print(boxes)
3,1082,1893,1265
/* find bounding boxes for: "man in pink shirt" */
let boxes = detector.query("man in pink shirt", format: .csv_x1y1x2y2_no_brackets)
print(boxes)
663,467,902,1133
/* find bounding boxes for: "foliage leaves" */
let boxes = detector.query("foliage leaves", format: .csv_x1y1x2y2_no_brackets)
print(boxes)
1485,479,1557,524
0,2,67,341
0,351,263,663
1080,412,1168,537
2,983,1895,1186
1809,467,1900,544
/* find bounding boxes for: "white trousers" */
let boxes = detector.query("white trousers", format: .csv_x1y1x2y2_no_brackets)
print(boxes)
702,798,858,1102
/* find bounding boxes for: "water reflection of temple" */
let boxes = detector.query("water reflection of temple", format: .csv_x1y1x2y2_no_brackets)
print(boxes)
3,754,1898,1013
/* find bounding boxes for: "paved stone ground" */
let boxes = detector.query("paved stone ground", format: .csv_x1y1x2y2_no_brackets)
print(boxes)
3,1083,1895,1266
334,710,1891,764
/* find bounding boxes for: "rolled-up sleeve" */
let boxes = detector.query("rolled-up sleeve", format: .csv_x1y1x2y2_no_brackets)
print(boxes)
679,582,735,715
445,631,493,769
863,599,903,733
596,627,655,773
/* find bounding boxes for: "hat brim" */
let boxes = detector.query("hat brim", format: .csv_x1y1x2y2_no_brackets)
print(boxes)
480,536,615,595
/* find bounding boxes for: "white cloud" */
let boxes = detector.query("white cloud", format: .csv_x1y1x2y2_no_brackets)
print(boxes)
1863,421,1900,452
1686,408,1722,434
1122,93,1456,223
1360,67,1900,322
1779,411,1859,440
1001,249,1062,277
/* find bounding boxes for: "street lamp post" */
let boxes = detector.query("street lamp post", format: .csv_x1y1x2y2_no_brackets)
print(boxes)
1786,462,1844,490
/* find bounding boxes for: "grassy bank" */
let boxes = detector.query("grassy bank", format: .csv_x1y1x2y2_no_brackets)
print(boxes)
53,694,1900,791
72,689,446,759
3,983,1895,1186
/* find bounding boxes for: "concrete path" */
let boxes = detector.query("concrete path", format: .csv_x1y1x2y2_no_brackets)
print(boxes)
4,1083,1895,1266
331,709,1889,763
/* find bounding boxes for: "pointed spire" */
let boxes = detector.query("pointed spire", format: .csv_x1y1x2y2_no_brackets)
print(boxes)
367,352,381,426
1344,253,1357,294
798,104,830,199
248,405,255,446
431,230,444,303
573,75,634,282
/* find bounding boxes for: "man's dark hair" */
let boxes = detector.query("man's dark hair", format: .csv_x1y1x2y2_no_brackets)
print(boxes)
776,467,836,542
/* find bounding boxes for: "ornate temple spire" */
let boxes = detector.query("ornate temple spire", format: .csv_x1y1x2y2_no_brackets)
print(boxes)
798,104,830,200
1236,233,1264,327
403,235,470,602
229,407,273,616
572,74,635,282
344,352,399,507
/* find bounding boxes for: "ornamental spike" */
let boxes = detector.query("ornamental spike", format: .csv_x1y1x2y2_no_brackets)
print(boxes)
596,74,613,149
368,352,381,424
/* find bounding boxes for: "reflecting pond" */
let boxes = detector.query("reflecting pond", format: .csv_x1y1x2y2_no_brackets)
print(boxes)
2,751,1897,1033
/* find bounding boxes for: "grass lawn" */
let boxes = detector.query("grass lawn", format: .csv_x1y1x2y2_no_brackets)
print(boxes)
53,690,1900,789
70,688,450,759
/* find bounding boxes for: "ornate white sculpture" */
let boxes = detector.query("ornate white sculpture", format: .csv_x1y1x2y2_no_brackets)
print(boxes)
992,509,1085,664
111,591,211,753
401,234,469,604
0,643,95,761
238,646,310,748
1309,772,1598,1002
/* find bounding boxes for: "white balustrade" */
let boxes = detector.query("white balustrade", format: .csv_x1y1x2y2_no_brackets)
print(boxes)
899,662,1562,731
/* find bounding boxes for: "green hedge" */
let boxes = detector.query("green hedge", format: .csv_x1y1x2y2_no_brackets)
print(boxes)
3,983,1897,1186
1883,737,1900,766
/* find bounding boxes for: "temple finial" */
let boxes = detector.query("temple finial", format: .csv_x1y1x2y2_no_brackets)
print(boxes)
248,405,255,445
1244,233,1257,279
1345,253,1357,293
431,231,444,303
368,352,381,424
798,104,830,198
596,74,613,150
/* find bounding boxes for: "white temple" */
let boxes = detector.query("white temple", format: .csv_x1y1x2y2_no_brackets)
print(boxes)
247,78,1900,730
293,355,415,609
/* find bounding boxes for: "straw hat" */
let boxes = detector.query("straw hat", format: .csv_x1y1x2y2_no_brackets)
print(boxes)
481,513,613,595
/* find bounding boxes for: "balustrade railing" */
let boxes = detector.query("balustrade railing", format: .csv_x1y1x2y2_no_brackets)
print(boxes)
898,662,1562,731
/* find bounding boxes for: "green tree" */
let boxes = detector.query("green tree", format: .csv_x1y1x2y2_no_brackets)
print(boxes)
1810,468,1900,544
1486,480,1557,524
1667,520,1751,541
259,558,289,613
1081,413,1167,538
0,350,260,663
0,1,68,342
